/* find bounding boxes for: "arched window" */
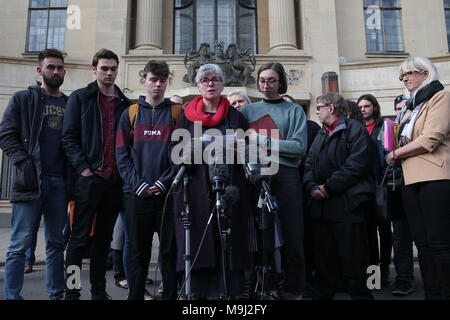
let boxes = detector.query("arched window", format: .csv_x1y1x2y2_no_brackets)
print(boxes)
174,0,257,54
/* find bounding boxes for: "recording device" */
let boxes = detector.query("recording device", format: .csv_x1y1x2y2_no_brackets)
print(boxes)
244,163,279,212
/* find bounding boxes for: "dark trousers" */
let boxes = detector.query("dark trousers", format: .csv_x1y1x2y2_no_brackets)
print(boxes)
367,219,392,275
113,249,126,282
402,180,450,299
125,193,177,300
65,175,123,297
311,220,373,300
270,165,305,295
392,219,415,285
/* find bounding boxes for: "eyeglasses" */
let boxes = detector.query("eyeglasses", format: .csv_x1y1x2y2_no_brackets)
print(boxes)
316,104,329,111
399,70,424,81
199,77,222,86
258,78,279,86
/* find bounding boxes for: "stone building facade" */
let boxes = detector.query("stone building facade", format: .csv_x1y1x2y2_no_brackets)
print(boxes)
0,0,449,208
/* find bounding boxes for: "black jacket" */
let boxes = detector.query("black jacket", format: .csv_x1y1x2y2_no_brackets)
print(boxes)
0,86,69,202
303,117,375,222
62,81,131,174
169,107,253,272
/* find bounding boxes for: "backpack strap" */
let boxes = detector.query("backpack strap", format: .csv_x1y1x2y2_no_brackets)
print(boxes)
128,103,140,130
171,104,182,129
129,102,180,134
128,103,140,145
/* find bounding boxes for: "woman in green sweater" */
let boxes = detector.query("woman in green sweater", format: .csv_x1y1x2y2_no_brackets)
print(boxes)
240,62,307,300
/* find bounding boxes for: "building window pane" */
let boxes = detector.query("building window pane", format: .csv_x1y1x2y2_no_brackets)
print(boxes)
174,0,257,54
363,0,404,52
383,9,402,51
27,0,67,52
174,6,194,54
445,0,450,51
28,10,48,52
217,0,237,46
196,0,216,47
31,0,49,8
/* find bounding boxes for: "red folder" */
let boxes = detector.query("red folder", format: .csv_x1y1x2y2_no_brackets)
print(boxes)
249,114,283,140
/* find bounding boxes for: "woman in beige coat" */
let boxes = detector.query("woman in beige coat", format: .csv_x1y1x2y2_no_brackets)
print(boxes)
386,56,450,300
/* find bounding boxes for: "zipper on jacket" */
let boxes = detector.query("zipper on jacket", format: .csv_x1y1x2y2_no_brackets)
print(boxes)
35,92,46,198
97,92,104,171
152,106,156,126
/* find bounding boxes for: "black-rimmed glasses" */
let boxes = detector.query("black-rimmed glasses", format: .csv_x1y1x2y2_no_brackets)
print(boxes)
399,70,424,81
199,77,222,86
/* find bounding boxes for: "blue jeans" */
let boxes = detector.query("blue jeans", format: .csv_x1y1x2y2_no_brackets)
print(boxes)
4,176,67,300
25,223,40,265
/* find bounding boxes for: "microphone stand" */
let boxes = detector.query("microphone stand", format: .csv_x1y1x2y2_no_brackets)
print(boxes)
213,178,231,300
255,178,278,300
180,170,192,300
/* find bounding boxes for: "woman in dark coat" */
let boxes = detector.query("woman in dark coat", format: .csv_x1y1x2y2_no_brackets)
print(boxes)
169,64,252,299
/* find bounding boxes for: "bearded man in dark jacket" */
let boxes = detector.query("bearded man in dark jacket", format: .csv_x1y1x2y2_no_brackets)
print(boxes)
0,49,69,300
303,92,374,300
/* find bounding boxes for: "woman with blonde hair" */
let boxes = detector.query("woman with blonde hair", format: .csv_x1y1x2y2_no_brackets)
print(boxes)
386,56,450,299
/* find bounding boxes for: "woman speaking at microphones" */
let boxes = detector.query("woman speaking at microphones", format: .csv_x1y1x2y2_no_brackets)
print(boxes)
168,64,253,299
240,62,308,300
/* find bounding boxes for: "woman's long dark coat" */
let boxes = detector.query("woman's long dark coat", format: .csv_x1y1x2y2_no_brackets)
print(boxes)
169,107,253,272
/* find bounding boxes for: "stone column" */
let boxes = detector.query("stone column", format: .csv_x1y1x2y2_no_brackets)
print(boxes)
134,0,163,51
268,0,297,51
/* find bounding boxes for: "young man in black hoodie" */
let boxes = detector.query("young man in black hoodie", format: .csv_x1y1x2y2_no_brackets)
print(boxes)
116,60,178,300
0,49,69,300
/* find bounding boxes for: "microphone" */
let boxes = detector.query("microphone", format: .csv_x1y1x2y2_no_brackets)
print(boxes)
245,163,279,212
208,163,229,211
172,165,186,186
208,163,229,192
244,163,267,185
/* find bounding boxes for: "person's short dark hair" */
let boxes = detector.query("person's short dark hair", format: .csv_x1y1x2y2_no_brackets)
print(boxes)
38,48,64,66
394,94,407,107
357,94,381,119
92,49,119,67
257,62,288,95
317,92,348,118
139,60,170,79
346,100,363,123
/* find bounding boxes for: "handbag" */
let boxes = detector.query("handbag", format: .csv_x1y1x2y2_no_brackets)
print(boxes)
375,167,390,221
